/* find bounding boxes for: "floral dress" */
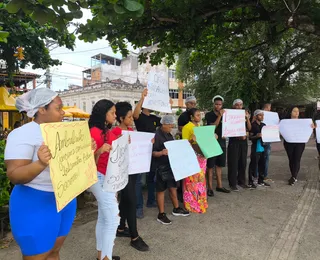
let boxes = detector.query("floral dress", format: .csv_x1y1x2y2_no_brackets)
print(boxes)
182,122,208,213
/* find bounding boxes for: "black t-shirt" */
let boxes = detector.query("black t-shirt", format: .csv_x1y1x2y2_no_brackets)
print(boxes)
178,111,190,127
152,127,174,167
250,121,266,145
205,110,226,147
134,113,161,133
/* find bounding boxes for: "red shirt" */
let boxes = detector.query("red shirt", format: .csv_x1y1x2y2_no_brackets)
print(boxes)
90,127,117,175
111,126,133,137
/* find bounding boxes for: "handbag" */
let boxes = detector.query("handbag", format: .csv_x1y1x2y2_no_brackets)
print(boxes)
156,164,174,182
256,139,265,153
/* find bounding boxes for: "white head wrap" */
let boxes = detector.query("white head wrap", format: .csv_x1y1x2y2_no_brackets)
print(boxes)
16,88,58,118
233,99,243,106
185,96,196,103
160,115,176,125
212,95,224,103
254,109,264,117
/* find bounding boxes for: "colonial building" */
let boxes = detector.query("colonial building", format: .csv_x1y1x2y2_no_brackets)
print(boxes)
59,79,144,114
75,45,192,112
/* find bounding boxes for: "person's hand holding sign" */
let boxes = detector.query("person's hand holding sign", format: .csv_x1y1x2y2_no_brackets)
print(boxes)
219,109,225,117
161,149,168,156
91,138,97,152
99,143,112,154
142,88,148,99
38,143,52,166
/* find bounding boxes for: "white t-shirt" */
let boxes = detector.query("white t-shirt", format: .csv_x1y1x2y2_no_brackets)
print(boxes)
5,121,53,192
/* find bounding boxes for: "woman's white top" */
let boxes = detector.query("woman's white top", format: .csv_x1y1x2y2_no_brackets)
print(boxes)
4,121,53,192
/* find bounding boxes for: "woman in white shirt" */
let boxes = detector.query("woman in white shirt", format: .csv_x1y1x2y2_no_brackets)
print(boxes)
5,88,77,260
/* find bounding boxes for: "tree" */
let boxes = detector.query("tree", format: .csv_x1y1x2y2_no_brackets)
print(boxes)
0,1,76,83
75,0,320,65
175,26,320,109
6,1,320,67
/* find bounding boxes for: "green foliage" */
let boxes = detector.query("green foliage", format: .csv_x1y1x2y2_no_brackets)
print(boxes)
0,1,76,82
0,140,10,207
176,27,320,109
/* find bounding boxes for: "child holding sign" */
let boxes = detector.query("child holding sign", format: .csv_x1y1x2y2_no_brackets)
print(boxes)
182,108,208,213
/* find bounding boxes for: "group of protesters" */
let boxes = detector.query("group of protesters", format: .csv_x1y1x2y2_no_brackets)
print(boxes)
4,87,315,260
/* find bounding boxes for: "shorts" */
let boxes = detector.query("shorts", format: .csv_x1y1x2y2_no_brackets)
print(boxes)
9,185,77,256
156,172,177,192
207,147,226,168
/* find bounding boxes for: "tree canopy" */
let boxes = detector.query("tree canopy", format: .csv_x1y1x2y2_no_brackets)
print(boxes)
4,0,320,65
0,1,76,83
176,27,320,109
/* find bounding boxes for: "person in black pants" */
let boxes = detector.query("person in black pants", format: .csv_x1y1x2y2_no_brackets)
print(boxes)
133,89,161,218
112,102,149,252
248,110,271,188
227,99,252,191
283,107,314,185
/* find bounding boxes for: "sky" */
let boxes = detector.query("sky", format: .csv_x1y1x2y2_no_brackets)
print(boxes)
23,9,131,92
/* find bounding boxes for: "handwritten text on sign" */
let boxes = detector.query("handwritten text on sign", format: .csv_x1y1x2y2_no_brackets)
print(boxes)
142,70,172,113
103,134,129,192
279,119,313,143
123,131,155,175
222,109,246,137
262,125,281,143
40,121,97,212
164,140,200,181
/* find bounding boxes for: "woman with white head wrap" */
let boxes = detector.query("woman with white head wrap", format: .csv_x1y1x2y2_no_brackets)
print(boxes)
4,88,76,259
152,114,189,225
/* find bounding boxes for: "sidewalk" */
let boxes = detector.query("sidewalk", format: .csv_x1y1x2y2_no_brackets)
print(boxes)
1,141,319,260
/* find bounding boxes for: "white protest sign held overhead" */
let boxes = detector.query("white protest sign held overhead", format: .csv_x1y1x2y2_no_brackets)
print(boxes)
262,125,281,143
279,119,313,143
103,134,129,192
142,70,172,113
122,130,155,175
263,111,280,126
222,109,246,137
315,120,320,143
164,139,200,181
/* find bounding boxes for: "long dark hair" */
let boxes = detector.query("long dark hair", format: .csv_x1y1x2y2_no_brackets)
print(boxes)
188,108,200,122
285,106,299,119
89,99,115,138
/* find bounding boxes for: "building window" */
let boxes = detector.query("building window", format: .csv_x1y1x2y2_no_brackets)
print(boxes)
183,91,192,99
169,69,176,79
169,89,179,99
83,102,86,112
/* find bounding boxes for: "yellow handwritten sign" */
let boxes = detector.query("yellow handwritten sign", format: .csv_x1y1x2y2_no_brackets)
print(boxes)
40,121,97,212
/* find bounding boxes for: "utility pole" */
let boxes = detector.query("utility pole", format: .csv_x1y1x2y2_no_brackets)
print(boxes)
44,40,59,89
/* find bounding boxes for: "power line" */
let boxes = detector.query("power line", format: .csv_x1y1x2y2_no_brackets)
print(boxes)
52,47,111,55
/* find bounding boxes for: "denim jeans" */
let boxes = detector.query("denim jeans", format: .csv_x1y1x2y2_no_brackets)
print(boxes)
135,173,144,209
147,171,156,206
89,172,120,260
255,144,271,178
264,144,271,178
